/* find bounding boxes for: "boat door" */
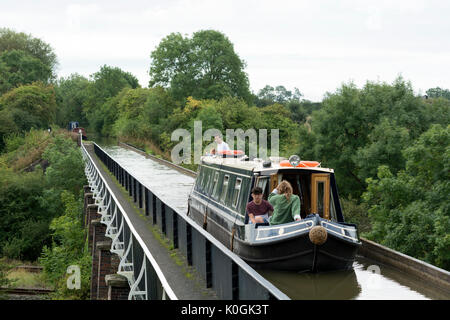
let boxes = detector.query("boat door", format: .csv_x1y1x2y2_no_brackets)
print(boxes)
311,173,330,220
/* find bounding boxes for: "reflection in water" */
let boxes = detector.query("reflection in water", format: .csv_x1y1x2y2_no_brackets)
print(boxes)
99,144,450,300
259,256,449,300
353,257,448,300
258,268,361,300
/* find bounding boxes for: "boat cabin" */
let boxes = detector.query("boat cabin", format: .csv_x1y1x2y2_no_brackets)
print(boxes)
193,155,345,225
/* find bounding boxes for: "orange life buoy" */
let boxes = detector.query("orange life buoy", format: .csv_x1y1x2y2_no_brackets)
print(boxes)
217,150,244,156
280,160,320,168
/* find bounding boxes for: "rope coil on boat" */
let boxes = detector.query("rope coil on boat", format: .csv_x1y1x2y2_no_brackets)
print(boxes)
309,226,327,245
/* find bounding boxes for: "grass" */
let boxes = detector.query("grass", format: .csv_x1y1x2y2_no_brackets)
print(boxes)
6,269,53,289
1,128,81,172
1,259,53,290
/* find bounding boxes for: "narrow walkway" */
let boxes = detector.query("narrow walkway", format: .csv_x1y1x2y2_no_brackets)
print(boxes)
85,143,218,300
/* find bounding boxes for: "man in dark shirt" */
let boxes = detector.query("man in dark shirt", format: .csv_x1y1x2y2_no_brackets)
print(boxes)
246,187,274,224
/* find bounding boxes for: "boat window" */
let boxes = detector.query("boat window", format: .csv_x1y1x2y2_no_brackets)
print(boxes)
330,190,337,221
256,177,269,199
209,171,219,196
196,167,204,191
232,178,242,208
311,173,330,220
202,167,210,191
317,182,324,216
220,175,229,204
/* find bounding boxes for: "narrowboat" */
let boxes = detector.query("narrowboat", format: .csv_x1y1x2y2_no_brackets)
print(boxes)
68,121,87,140
187,153,361,273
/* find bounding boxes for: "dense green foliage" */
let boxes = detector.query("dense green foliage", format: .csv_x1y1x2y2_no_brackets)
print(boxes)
0,130,89,298
0,132,86,262
363,125,450,269
0,82,56,151
39,191,91,299
426,87,450,100
254,85,321,124
298,78,450,199
149,30,252,103
0,28,57,94
55,74,91,128
0,29,58,151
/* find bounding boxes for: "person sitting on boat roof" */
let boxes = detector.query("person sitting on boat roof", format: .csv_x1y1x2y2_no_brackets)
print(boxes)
246,187,274,224
268,180,301,225
210,134,230,154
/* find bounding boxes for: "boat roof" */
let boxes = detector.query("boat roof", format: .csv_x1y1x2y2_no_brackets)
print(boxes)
200,155,334,175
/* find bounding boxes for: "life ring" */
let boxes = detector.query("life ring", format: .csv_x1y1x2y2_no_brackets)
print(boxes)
217,150,245,156
280,160,320,167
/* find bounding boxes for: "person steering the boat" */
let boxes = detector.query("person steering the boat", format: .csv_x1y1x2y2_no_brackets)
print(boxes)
246,187,274,224
212,134,230,154
268,180,301,225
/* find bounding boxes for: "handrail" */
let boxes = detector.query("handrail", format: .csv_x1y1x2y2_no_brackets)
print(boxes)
90,141,290,300
81,142,178,300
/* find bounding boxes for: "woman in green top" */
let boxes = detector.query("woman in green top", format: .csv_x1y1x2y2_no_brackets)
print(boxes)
268,180,301,225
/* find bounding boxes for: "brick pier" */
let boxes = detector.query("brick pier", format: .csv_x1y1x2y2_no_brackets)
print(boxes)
84,185,130,300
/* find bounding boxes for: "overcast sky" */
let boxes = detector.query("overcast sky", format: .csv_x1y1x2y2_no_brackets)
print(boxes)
1,0,449,101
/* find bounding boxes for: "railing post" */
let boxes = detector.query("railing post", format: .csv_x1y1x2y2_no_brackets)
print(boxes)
138,182,142,209
144,188,149,216
206,240,212,288
186,224,192,265
133,178,137,203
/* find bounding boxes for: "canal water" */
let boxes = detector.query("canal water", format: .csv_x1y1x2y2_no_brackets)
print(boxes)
99,144,449,300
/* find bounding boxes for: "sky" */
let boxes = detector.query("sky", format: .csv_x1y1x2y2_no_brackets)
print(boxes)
1,0,450,101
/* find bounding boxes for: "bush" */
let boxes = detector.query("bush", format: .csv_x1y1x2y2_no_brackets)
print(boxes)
341,197,371,235
363,125,450,270
39,191,91,299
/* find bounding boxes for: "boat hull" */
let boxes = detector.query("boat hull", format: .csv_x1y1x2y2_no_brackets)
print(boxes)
237,232,359,273
189,205,360,273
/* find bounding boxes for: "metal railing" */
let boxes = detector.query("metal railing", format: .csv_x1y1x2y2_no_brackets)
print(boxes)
86,141,290,300
82,142,177,300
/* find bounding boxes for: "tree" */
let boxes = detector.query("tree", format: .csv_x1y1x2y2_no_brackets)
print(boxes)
0,168,48,260
298,77,431,199
255,85,303,107
111,87,151,138
86,65,139,109
0,50,53,94
149,30,251,103
353,118,411,183
426,87,450,100
363,125,450,270
84,65,140,134
424,96,450,127
141,87,176,143
0,82,56,150
54,74,91,127
0,82,56,126
0,28,58,83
